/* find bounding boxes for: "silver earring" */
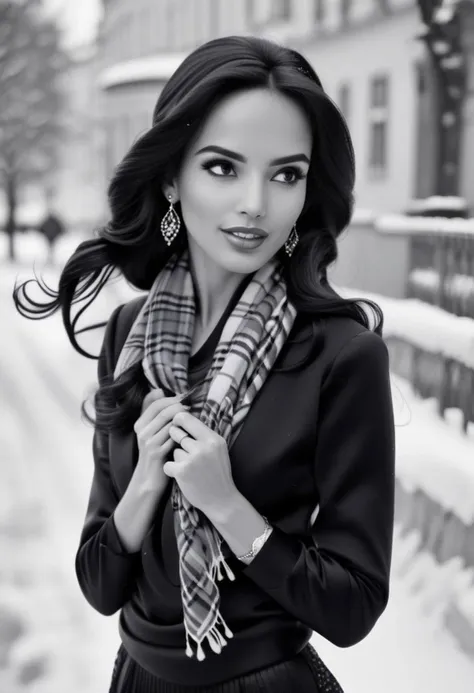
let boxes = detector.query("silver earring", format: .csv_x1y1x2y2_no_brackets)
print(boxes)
284,224,299,257
161,195,181,246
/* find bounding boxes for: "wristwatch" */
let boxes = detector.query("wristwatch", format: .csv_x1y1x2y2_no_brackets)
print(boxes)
237,516,273,565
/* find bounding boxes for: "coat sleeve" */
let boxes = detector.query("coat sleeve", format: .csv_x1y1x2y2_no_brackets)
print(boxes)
242,330,396,647
74,303,142,617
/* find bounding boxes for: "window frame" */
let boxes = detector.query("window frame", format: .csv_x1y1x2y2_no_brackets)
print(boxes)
340,0,352,27
367,74,390,176
271,0,292,22
338,81,351,124
315,0,325,24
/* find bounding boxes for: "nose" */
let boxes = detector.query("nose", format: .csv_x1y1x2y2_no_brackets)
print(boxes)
239,176,267,220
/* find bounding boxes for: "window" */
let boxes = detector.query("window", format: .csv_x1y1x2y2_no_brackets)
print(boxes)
140,9,149,56
132,114,149,144
246,0,255,25
130,11,139,57
371,75,389,108
376,0,392,15
174,0,190,48
370,122,387,170
272,0,292,22
117,13,131,61
210,0,219,37
119,116,131,159
315,0,325,23
165,0,177,49
105,120,115,180
368,75,389,174
340,0,352,27
338,82,351,123
140,113,150,136
154,0,167,51
416,61,428,95
105,118,128,179
196,0,211,43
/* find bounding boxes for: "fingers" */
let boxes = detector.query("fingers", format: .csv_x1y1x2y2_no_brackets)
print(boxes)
158,435,176,453
139,389,182,426
148,421,176,449
139,401,187,441
142,388,165,411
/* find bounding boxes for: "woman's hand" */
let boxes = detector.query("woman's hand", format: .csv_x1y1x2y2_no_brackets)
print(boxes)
133,389,190,492
163,411,239,517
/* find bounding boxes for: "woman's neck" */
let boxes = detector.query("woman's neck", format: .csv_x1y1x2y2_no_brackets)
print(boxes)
188,246,250,330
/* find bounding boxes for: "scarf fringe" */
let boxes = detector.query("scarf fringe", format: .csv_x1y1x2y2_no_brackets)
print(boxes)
211,538,236,583
185,611,234,661
183,543,236,661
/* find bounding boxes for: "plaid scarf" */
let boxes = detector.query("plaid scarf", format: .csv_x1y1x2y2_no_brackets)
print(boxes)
113,247,297,661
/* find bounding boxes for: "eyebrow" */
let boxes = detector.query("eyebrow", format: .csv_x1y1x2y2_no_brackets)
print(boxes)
194,145,310,166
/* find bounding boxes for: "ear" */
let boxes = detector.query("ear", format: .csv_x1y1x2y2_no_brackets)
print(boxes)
161,181,179,203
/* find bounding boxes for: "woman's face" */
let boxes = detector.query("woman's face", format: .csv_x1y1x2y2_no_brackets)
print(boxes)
163,87,312,276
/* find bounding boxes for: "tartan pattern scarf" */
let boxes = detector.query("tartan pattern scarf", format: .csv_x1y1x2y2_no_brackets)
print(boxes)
113,247,297,661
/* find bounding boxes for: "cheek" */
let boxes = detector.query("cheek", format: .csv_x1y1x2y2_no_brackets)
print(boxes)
181,177,229,222
270,187,305,228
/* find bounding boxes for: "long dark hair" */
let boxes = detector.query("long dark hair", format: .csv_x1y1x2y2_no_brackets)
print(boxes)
12,35,383,435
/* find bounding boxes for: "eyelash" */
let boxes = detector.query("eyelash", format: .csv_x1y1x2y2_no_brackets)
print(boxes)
200,158,307,186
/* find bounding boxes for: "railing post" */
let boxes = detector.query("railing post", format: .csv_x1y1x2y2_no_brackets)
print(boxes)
435,234,447,309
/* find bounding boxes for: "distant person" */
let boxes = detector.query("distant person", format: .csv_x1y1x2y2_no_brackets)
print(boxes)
13,35,395,692
38,211,65,265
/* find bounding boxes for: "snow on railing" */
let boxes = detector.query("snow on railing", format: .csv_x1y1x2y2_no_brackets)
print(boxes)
408,269,474,314
348,206,474,319
406,196,469,214
336,283,474,434
350,208,377,225
336,285,474,370
349,197,473,235
375,214,474,236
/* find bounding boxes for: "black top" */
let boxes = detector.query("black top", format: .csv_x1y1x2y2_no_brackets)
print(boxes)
187,270,255,383
75,286,396,687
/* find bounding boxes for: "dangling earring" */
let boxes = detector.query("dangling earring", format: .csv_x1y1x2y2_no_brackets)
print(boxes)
284,224,299,257
161,194,181,246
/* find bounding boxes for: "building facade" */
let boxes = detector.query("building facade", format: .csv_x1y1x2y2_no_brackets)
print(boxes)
97,0,474,216
53,44,107,230
294,1,423,214
97,0,257,181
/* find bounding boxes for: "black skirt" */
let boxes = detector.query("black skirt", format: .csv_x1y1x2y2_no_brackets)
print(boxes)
108,641,344,692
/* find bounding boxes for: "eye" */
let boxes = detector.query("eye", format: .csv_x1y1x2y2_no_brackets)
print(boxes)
201,158,236,177
200,159,307,186
273,167,306,185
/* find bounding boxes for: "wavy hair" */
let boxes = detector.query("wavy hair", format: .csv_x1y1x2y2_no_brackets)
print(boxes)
12,35,383,434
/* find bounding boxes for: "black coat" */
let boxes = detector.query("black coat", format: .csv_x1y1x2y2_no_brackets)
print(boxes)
75,295,396,687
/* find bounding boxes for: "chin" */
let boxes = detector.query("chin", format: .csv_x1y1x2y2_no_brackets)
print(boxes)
219,251,270,273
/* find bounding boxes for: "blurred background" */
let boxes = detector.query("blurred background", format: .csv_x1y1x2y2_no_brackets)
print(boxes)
1,0,474,691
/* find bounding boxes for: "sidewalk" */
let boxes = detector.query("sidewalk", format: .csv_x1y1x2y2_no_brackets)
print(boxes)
0,271,120,693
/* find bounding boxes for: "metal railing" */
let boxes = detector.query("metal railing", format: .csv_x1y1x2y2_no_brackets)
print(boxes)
386,227,474,433
407,232,474,318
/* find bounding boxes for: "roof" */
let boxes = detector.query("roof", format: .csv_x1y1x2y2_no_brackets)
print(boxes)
98,53,188,89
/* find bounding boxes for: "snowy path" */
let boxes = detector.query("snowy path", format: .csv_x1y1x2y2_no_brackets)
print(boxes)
1,266,124,692
1,262,474,692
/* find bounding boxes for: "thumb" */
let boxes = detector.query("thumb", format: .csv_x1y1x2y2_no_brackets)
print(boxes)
163,461,175,478
143,387,164,409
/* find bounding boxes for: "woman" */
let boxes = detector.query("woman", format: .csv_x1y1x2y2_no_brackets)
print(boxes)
13,36,395,692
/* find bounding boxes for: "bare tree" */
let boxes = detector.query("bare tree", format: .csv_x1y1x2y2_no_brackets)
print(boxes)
0,0,70,261
415,0,469,200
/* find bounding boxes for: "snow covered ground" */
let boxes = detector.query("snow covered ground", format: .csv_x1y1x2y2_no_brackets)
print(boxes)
1,237,474,692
